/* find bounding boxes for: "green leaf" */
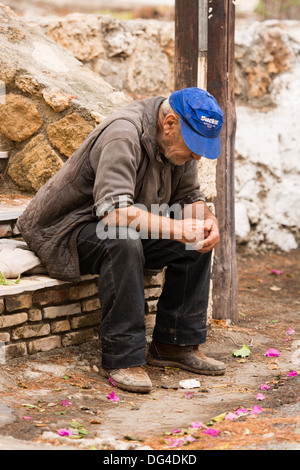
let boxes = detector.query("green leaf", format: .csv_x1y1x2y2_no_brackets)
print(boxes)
68,421,89,439
69,421,82,428
0,271,21,285
232,344,251,358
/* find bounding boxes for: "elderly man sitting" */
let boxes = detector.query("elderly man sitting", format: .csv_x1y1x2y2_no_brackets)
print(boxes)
17,87,226,393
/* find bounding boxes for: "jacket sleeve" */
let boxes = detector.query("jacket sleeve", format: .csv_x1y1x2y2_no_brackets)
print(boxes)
169,160,206,209
90,121,141,219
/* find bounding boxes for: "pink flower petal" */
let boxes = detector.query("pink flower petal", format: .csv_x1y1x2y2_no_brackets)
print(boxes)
265,348,280,357
57,429,73,436
108,377,116,387
172,428,182,434
260,384,271,390
225,412,236,421
256,393,265,401
61,400,72,407
286,327,295,336
235,408,248,416
191,421,203,429
107,390,120,402
287,370,298,377
21,416,32,420
250,406,263,415
166,437,185,448
270,269,283,275
184,391,195,399
204,429,220,437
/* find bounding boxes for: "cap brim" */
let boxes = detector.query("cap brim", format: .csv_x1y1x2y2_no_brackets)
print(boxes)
180,118,221,160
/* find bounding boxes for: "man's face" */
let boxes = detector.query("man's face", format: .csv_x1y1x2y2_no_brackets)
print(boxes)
162,130,202,166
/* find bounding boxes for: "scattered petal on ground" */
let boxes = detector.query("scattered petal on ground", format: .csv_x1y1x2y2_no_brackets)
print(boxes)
260,384,271,390
190,421,203,429
204,429,220,437
286,327,296,336
184,391,195,399
57,429,73,436
250,406,263,415
235,408,249,416
166,437,185,448
107,390,120,402
108,377,116,387
287,370,298,377
61,400,72,407
270,270,283,275
265,348,280,357
225,412,236,421
256,393,265,401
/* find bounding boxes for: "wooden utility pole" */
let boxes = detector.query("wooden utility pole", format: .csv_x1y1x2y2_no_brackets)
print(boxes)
175,0,238,323
207,0,238,322
174,0,199,90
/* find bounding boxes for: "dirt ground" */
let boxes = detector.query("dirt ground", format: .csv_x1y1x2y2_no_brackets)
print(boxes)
0,248,299,451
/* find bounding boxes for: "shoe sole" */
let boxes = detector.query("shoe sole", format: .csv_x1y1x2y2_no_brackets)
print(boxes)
147,355,226,376
100,367,152,394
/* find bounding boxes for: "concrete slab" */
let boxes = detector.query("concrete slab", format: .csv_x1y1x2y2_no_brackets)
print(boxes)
0,195,31,222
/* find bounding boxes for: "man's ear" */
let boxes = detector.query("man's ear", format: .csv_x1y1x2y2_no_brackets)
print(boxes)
163,113,178,135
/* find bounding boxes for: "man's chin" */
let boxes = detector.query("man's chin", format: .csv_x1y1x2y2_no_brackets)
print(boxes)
168,157,188,166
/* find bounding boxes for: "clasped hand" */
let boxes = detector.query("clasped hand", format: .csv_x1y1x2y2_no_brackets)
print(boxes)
176,217,220,253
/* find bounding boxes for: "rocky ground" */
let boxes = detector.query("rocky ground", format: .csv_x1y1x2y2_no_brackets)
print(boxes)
0,248,299,451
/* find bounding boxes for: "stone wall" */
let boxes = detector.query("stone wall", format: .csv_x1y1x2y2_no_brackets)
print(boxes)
234,21,300,251
42,13,175,100
0,271,163,360
0,4,165,360
39,12,217,205
0,3,130,196
0,5,217,202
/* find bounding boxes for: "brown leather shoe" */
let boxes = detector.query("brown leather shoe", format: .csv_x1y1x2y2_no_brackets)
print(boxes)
147,340,226,376
101,366,152,393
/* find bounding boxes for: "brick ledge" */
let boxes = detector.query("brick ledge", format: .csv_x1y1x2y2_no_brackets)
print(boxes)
0,274,97,296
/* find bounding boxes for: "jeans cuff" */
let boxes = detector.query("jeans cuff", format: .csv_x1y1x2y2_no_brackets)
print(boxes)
152,325,207,346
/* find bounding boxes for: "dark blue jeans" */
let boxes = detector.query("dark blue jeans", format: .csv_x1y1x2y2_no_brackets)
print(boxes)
76,222,212,369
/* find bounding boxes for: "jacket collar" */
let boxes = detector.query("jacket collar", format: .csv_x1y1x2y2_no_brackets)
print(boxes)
141,96,166,163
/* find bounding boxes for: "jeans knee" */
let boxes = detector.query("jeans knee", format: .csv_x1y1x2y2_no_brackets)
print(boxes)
104,227,144,261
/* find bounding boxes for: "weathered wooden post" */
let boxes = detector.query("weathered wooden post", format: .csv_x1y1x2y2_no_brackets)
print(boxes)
174,0,199,89
175,0,238,322
207,0,238,323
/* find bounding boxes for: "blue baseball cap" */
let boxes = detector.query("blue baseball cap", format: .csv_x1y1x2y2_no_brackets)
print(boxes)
169,87,224,159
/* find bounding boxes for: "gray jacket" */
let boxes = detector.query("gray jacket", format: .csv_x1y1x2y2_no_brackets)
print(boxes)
17,97,205,282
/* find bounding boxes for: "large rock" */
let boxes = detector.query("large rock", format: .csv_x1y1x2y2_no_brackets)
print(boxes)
7,135,64,192
235,20,295,109
0,94,43,142
47,113,94,157
0,3,129,195
41,13,175,98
